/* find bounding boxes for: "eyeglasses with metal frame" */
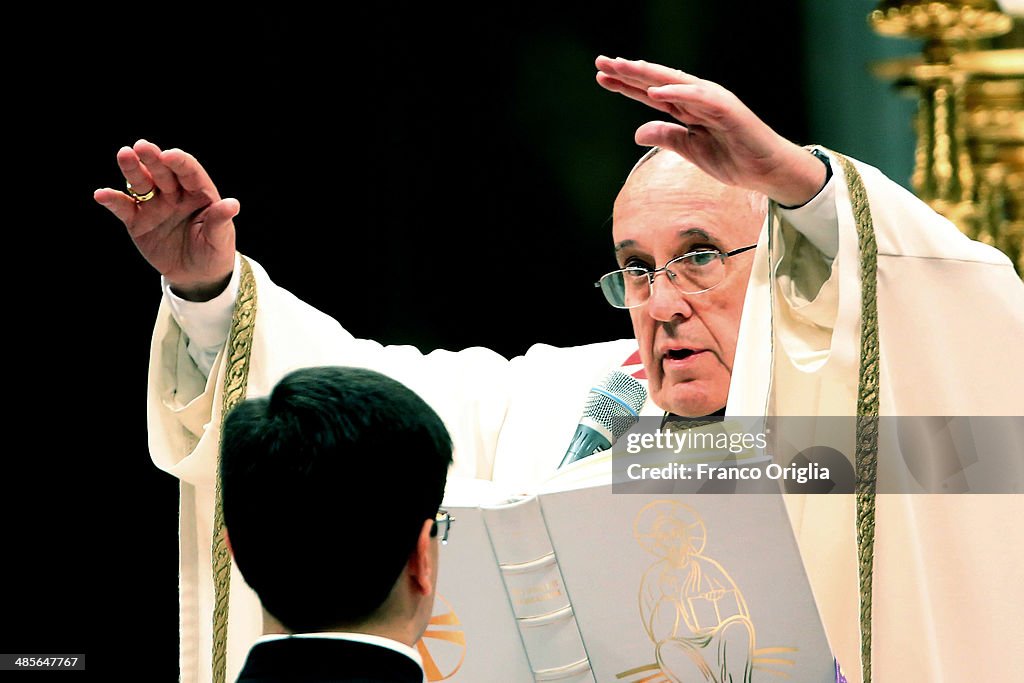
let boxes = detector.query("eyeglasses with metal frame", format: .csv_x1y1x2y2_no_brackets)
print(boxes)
433,509,455,545
595,244,758,309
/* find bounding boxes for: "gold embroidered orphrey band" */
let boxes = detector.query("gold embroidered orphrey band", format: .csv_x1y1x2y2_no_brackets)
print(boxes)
833,152,881,683
212,256,258,683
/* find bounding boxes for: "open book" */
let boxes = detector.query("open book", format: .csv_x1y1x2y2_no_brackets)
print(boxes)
417,444,837,683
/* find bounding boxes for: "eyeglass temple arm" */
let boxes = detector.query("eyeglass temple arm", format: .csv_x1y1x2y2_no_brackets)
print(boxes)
725,244,758,257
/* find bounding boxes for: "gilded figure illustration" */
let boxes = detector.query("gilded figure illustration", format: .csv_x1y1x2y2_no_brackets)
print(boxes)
617,501,796,682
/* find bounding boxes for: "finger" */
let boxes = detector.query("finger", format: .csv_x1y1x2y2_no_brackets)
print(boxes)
195,198,240,250
596,73,650,98
635,121,694,157
116,146,156,197
596,74,674,114
94,188,139,224
600,70,698,104
134,139,181,196
648,83,724,108
597,68,667,95
597,57,698,89
161,148,220,197
597,56,664,92
612,58,697,85
647,83,734,126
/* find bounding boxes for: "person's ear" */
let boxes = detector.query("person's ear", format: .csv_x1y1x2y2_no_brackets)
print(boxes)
407,518,436,596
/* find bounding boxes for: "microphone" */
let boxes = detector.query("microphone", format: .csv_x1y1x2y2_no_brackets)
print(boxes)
559,370,647,468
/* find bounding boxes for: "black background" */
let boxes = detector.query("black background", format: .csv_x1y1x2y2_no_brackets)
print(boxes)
7,4,812,678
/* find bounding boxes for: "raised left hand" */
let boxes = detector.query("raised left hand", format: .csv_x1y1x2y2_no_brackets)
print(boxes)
595,56,825,207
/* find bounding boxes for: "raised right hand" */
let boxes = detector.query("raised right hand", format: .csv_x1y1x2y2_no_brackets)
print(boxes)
94,139,238,301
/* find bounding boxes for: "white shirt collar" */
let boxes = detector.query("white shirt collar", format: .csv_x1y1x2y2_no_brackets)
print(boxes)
254,631,423,676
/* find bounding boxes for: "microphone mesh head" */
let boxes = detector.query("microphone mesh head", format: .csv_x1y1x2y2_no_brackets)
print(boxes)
583,370,647,440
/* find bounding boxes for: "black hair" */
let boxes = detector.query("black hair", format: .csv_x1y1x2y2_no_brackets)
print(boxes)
221,366,452,632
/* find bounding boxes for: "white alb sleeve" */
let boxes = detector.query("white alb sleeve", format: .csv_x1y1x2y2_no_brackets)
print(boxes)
161,253,242,378
776,157,839,261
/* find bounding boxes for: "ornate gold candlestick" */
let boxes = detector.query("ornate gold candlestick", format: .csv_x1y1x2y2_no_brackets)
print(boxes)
870,1,1023,274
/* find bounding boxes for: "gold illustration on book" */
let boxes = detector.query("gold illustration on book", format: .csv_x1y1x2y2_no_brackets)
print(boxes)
416,594,467,681
616,501,797,683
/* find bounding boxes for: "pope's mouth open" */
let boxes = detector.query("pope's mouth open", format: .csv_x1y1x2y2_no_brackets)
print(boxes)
663,348,709,366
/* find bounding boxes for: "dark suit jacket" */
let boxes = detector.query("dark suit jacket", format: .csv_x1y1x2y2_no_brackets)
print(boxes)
235,636,424,683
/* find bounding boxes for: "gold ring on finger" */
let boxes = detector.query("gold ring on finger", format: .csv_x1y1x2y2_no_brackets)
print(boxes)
126,181,157,203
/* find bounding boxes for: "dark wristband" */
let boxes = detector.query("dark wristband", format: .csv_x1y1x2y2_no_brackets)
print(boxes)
778,148,833,210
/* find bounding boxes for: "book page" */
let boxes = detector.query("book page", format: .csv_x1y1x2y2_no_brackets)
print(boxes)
538,486,836,683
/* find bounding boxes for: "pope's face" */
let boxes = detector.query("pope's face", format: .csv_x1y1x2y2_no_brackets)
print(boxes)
612,152,764,416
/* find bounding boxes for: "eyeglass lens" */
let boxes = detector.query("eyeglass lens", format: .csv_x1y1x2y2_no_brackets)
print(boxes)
601,252,726,306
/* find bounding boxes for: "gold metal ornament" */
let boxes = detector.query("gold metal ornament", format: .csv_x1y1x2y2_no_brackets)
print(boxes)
870,1,1024,275
125,181,156,203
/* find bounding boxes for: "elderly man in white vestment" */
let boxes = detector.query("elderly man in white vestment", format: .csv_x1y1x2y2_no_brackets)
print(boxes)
95,57,1024,683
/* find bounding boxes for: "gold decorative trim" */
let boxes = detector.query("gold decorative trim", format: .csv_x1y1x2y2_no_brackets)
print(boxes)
833,152,881,683
211,256,258,683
